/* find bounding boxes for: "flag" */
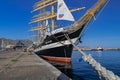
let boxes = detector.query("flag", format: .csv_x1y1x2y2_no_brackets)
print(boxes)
57,0,75,21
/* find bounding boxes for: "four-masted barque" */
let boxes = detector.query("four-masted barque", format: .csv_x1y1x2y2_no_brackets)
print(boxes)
29,0,107,62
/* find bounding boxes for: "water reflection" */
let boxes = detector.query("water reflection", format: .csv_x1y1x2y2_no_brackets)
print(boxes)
39,51,120,80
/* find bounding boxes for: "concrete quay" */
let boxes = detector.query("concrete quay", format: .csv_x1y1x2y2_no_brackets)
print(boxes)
0,50,71,80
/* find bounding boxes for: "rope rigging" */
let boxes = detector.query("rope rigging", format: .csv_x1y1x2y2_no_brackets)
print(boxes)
64,32,120,80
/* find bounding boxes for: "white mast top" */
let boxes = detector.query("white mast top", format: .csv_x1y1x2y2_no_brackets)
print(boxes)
57,0,75,21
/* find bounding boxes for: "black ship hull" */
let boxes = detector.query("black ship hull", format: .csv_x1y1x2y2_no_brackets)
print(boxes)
34,26,84,58
35,44,73,57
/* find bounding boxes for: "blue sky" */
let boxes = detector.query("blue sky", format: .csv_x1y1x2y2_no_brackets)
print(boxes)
0,0,120,48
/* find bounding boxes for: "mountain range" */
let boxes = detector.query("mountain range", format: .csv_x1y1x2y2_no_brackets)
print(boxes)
0,38,33,48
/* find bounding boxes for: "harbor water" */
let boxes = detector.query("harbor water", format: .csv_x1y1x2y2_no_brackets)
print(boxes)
56,50,120,80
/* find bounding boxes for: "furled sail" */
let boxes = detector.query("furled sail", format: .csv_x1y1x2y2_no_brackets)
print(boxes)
57,0,75,21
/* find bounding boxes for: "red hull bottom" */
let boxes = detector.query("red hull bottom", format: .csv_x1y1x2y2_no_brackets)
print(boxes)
41,56,71,63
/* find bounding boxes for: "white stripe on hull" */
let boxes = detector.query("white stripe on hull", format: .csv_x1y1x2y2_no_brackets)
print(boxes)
34,37,78,52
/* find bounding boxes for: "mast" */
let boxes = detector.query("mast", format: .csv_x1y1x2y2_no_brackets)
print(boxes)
33,0,48,43
30,7,85,24
51,4,55,31
30,0,85,42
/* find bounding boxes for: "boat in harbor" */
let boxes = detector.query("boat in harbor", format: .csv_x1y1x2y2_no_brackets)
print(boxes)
96,46,103,51
29,0,107,61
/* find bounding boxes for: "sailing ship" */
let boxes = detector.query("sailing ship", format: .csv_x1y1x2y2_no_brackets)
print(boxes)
29,0,107,60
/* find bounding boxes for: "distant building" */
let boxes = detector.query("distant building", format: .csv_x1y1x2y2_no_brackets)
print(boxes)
6,45,16,49
15,41,26,49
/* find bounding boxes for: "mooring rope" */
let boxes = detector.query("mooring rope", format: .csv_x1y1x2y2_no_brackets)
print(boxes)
64,33,120,80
